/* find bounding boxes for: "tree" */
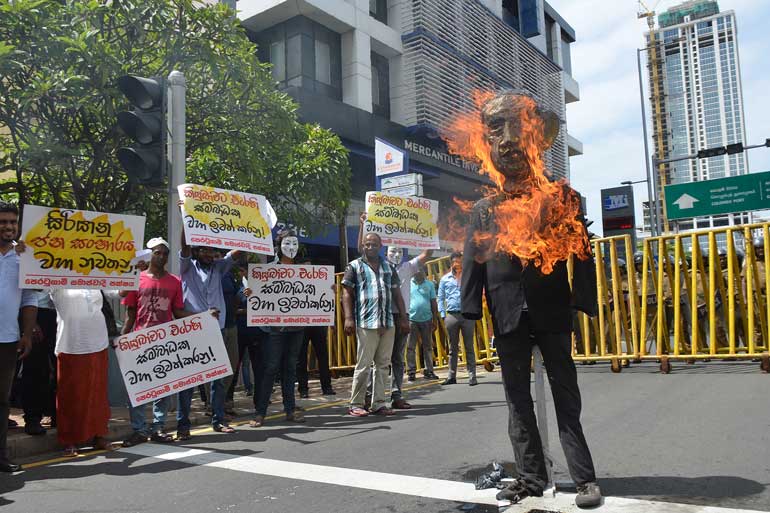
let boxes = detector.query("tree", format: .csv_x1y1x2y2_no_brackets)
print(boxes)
0,0,350,236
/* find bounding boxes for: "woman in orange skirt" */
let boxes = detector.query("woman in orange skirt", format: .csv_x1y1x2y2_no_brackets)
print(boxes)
50,289,112,456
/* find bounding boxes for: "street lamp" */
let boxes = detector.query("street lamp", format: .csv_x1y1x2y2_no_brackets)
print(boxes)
621,178,656,237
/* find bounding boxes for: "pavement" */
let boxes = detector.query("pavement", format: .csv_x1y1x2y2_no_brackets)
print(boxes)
2,360,769,513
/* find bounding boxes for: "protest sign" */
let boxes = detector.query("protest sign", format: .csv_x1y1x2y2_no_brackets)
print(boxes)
178,183,277,255
363,191,440,249
247,264,335,327
114,314,232,407
19,205,145,289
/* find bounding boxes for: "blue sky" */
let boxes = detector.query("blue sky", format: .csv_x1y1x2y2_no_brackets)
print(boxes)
548,0,770,235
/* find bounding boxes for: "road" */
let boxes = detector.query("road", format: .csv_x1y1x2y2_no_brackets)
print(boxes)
1,361,768,513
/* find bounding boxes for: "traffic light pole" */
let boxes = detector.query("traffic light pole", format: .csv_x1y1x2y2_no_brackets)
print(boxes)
167,71,186,276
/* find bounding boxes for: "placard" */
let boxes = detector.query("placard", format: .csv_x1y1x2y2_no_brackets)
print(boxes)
114,314,232,407
178,183,276,255
363,191,440,249
247,264,335,326
19,205,145,289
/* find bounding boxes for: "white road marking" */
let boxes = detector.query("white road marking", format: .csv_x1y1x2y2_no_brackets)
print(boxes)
119,444,768,513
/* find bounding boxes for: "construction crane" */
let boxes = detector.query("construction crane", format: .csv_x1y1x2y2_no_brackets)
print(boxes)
637,0,660,30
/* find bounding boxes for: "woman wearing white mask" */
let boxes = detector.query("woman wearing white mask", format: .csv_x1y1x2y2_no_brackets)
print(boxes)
250,230,306,427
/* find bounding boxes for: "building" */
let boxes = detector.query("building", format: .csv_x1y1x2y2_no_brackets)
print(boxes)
646,0,750,234
236,0,582,265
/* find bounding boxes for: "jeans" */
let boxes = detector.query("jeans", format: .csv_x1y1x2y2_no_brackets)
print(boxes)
0,343,18,457
445,313,477,379
496,312,596,492
129,396,169,435
390,321,409,400
177,329,229,429
350,327,394,411
254,330,304,417
297,326,332,393
407,320,435,375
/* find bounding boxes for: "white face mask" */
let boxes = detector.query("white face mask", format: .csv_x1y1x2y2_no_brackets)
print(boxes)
386,247,403,266
280,236,299,260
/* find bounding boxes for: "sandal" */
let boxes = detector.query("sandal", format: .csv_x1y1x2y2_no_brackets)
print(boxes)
372,406,395,416
92,436,113,451
348,407,369,417
249,415,264,428
63,445,78,457
176,430,192,441
213,423,236,434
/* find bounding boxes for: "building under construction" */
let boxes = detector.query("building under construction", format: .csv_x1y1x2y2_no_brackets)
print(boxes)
644,0,749,233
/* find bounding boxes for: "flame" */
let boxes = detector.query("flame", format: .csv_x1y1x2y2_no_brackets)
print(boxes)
442,90,591,275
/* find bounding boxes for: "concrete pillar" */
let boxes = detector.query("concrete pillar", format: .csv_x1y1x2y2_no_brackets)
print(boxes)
341,29,373,112
550,21,563,68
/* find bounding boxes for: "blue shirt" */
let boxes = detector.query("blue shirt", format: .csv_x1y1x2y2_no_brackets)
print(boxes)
409,279,436,323
0,247,39,343
179,252,234,330
437,271,462,318
342,256,400,329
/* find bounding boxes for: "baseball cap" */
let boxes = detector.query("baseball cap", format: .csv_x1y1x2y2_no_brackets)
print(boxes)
146,237,170,250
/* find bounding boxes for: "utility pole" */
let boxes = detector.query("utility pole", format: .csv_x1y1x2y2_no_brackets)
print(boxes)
167,71,186,276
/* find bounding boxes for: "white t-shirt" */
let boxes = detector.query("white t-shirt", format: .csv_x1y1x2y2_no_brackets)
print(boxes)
50,289,109,355
392,257,420,314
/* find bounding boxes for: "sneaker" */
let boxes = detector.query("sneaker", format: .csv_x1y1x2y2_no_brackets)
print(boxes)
425,372,440,380
575,482,602,508
468,376,478,386
442,377,457,385
495,479,535,503
24,421,46,436
122,432,148,448
299,390,309,399
150,431,175,444
407,373,416,382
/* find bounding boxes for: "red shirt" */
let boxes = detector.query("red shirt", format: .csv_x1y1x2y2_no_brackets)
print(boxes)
122,271,184,331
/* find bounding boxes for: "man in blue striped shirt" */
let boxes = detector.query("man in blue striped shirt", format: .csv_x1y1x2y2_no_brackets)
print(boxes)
438,251,477,386
342,233,409,417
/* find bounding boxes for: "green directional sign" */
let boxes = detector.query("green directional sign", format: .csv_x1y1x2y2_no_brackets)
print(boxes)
664,171,770,220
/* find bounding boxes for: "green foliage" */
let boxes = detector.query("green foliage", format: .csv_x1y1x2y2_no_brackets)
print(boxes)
0,0,350,237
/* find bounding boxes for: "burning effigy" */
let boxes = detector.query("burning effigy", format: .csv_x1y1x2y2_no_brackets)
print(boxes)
443,90,592,274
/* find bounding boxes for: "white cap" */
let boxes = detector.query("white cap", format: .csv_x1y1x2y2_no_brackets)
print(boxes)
146,237,169,250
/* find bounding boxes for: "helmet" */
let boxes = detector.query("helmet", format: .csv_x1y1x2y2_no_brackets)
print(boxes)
633,252,644,265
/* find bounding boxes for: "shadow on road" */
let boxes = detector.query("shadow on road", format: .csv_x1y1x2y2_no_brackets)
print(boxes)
600,474,766,503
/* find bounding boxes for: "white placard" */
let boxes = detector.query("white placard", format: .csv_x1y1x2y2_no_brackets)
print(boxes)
114,314,232,407
247,264,335,327
19,205,145,289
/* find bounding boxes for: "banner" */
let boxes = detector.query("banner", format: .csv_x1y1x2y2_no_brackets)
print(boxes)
178,184,277,256
375,138,407,177
19,205,145,289
363,191,440,250
247,264,335,327
114,314,233,407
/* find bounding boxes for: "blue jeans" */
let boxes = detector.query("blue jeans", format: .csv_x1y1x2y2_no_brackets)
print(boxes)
254,330,304,417
129,397,169,435
177,329,229,430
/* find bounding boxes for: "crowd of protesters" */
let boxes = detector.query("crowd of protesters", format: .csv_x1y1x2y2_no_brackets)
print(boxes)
0,201,474,471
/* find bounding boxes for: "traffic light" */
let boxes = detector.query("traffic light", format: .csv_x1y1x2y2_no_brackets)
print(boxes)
697,146,727,159
116,75,166,185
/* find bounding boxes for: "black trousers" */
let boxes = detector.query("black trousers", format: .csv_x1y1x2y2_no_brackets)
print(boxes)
296,326,332,393
0,343,18,457
496,312,596,493
227,327,264,409
22,307,57,423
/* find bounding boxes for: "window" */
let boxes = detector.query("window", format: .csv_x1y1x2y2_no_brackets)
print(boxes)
315,40,331,85
270,41,286,82
370,52,390,118
371,66,380,107
369,0,387,24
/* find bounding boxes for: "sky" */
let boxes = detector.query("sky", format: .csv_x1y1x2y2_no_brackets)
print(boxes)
547,0,770,236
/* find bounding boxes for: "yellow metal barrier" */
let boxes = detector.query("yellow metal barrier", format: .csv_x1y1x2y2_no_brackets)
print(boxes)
319,222,770,374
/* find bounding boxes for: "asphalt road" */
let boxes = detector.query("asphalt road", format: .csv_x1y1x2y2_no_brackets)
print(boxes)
1,360,768,513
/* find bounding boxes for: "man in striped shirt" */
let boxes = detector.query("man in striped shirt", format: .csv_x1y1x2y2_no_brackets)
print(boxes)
342,233,409,417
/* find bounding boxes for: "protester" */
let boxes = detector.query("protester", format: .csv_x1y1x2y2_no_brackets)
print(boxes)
250,230,306,427
47,288,112,457
178,228,241,437
438,251,478,386
219,264,241,415
0,202,37,472
121,238,193,447
461,91,601,508
232,260,264,412
297,325,335,398
406,266,440,381
342,232,409,417
21,293,58,436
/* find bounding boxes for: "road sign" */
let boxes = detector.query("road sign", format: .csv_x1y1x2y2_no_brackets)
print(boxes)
381,173,422,189
664,171,770,220
383,184,423,197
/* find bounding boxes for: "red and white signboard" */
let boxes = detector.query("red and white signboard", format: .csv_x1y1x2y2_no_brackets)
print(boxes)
247,264,335,327
114,314,232,407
